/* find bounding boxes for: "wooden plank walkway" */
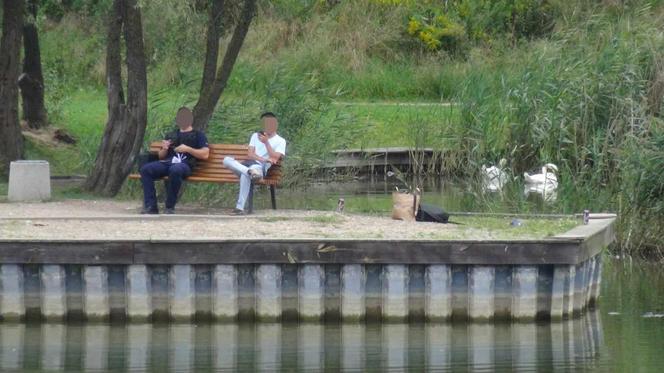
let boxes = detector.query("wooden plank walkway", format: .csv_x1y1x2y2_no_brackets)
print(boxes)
326,147,437,169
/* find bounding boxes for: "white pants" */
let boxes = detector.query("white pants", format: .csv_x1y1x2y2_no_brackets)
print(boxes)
223,157,270,210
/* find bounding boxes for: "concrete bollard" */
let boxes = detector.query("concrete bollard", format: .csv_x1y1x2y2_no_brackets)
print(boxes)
382,265,409,321
512,266,538,320
573,262,586,315
83,266,109,320
341,264,365,321
469,266,495,321
40,265,67,320
255,265,282,321
212,265,238,320
551,265,574,320
8,160,51,202
298,265,325,321
563,265,576,317
126,265,152,321
170,265,195,321
0,264,25,320
425,265,452,321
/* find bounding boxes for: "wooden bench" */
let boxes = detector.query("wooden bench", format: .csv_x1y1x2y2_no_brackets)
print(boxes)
128,142,282,211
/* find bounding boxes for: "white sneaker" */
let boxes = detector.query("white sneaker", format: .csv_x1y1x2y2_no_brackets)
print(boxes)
248,168,262,181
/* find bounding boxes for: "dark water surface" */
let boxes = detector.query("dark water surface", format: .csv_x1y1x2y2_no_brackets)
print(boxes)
0,259,662,372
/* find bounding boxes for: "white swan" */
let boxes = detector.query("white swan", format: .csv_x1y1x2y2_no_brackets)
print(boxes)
523,163,558,201
482,159,508,192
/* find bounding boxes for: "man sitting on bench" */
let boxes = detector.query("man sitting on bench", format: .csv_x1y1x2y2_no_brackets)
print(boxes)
224,112,286,215
139,107,209,214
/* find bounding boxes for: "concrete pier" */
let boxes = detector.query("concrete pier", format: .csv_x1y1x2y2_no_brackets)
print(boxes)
0,216,614,322
0,260,603,322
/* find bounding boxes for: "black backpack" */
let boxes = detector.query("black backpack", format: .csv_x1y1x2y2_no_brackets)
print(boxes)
416,203,450,223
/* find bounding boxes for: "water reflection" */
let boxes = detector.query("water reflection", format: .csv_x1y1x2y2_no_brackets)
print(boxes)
0,312,605,372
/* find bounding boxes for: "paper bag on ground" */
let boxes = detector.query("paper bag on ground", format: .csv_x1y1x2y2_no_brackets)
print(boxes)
391,191,420,221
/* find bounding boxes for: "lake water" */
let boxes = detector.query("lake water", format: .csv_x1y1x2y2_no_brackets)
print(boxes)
0,259,661,372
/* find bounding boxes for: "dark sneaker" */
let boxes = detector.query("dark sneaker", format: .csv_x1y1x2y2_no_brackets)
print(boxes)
230,208,245,216
164,208,175,215
140,207,158,215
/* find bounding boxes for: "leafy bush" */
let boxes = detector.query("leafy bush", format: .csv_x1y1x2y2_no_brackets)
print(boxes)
401,0,555,52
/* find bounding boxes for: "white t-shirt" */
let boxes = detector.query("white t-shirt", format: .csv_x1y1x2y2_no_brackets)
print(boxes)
249,132,286,160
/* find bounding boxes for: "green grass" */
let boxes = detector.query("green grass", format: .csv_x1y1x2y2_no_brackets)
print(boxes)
0,181,98,202
453,216,579,239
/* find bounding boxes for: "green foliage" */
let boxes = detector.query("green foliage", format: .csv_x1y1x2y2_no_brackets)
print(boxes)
407,11,466,51
404,0,555,52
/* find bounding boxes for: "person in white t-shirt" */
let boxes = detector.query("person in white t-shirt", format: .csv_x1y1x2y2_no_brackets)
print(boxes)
223,112,287,214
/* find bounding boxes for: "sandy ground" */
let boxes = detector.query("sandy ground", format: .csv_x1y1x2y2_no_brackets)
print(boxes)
0,200,464,240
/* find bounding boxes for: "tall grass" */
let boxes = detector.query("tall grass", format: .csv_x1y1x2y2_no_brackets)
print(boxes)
436,7,664,258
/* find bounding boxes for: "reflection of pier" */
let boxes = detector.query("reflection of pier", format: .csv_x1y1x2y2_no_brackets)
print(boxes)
326,147,439,174
0,311,604,370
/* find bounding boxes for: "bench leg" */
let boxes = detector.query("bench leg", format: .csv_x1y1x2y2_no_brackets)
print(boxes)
247,182,255,214
270,185,277,210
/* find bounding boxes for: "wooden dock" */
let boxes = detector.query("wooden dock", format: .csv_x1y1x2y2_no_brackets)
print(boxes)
325,147,438,173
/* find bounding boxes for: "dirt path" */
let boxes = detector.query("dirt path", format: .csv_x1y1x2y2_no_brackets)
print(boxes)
0,200,463,240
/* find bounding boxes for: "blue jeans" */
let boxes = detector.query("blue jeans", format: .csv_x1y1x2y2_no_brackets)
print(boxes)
223,157,271,210
139,161,192,210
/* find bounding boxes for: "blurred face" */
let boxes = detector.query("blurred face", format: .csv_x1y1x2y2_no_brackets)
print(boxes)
263,116,278,135
176,109,193,130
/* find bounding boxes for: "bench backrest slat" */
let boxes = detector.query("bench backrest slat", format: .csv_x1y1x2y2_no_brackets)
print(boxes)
148,142,282,184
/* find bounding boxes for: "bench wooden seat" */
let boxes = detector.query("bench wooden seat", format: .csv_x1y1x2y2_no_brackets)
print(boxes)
128,142,282,210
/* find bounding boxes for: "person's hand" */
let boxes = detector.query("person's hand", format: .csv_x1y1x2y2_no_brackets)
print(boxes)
174,144,190,153
258,133,269,144
161,140,172,150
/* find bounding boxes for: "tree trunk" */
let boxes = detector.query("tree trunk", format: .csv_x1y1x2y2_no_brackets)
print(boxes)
199,0,225,100
84,0,147,196
19,0,48,129
192,0,256,131
0,0,25,178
